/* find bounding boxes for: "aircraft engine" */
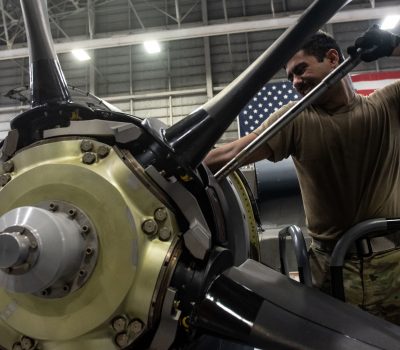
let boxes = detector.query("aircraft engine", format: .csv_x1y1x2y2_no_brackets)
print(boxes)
0,137,184,349
1,0,400,349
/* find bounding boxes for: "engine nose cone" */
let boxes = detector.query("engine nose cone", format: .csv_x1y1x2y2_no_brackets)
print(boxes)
0,204,98,297
0,231,31,269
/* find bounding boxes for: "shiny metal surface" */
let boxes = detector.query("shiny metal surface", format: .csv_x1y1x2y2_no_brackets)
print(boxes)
0,206,84,294
0,232,31,269
0,139,179,348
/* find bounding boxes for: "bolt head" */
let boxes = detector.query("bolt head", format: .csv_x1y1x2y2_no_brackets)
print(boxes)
154,208,168,222
85,247,94,256
82,152,96,165
68,208,77,217
80,140,94,152
112,317,127,332
128,319,143,335
20,336,34,350
12,343,22,350
0,173,11,186
41,288,50,296
142,219,158,235
48,202,58,211
81,225,90,234
158,227,172,241
2,161,14,173
97,145,110,158
115,332,129,348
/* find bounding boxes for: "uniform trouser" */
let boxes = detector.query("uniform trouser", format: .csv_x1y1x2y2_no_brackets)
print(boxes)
309,244,400,325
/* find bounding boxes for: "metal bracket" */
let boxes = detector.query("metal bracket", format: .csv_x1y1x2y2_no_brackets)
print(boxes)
149,287,181,350
145,166,211,260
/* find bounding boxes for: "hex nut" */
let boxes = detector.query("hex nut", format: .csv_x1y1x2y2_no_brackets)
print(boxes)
154,208,168,222
97,145,110,158
0,173,11,186
112,317,127,332
2,160,14,173
82,152,96,165
142,219,158,235
80,140,93,152
158,227,172,241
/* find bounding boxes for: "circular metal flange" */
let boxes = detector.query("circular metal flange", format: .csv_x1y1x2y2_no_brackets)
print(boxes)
0,201,98,298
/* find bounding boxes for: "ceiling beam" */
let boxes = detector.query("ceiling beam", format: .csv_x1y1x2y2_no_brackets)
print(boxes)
0,4,398,61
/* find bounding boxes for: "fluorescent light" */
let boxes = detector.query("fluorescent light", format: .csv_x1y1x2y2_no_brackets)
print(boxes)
144,40,161,54
381,15,400,30
71,49,91,61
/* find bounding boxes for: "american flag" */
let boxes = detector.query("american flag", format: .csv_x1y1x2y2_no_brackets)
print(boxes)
238,71,400,137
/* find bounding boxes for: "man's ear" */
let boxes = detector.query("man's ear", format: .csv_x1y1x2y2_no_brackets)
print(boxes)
325,49,340,67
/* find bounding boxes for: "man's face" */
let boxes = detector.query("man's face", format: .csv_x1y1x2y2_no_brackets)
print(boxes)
285,50,335,97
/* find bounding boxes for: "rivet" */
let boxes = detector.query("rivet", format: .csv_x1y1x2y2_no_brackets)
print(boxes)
82,152,96,165
2,160,14,173
112,316,127,332
0,173,11,186
63,284,70,293
97,145,110,158
78,269,87,278
154,208,168,222
158,227,172,241
142,219,158,235
80,140,93,152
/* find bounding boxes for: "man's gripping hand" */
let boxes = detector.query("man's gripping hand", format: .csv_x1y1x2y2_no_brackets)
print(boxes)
347,24,400,62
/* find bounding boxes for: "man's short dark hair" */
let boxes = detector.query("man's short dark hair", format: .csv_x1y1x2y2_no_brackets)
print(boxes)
301,30,344,63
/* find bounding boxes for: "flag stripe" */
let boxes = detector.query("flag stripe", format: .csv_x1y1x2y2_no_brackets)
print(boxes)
351,71,400,82
352,79,397,90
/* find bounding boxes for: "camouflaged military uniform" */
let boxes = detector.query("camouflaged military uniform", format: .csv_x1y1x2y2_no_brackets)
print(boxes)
254,81,400,324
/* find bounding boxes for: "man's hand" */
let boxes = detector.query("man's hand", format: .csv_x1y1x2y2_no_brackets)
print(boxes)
347,24,400,62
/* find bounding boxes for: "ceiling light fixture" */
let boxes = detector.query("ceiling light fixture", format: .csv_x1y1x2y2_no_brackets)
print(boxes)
381,15,400,30
144,40,161,54
71,49,91,61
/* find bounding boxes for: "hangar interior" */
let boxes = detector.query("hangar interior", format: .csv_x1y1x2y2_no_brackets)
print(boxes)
0,1,400,349
0,0,399,269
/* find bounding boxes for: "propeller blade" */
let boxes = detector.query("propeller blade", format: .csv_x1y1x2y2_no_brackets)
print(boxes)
193,259,400,350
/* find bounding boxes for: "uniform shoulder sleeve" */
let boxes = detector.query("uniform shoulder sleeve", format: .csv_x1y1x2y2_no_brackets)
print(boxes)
253,101,297,162
368,80,400,109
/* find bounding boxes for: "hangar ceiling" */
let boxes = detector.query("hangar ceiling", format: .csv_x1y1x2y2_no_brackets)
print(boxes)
0,0,399,141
